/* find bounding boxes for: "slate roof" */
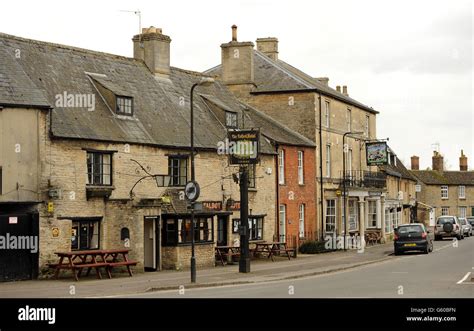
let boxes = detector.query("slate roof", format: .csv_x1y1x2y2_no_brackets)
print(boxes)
410,170,474,186
0,32,305,154
200,94,314,148
205,50,378,114
379,158,417,181
0,44,50,108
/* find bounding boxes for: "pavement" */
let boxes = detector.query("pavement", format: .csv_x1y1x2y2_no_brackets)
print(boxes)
0,240,396,298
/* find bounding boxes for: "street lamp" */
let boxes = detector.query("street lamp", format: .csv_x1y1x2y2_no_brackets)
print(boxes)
189,77,214,283
343,131,364,251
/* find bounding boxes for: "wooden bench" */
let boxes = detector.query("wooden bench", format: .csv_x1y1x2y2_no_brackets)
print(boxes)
107,260,138,277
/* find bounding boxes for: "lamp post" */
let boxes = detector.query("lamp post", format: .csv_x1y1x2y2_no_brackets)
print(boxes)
189,77,214,283
343,131,364,251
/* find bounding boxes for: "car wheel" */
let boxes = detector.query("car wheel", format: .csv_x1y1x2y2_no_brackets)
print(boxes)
394,249,401,256
434,236,440,241
457,234,462,240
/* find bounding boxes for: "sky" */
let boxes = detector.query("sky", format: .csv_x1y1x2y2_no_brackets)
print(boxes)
1,0,472,170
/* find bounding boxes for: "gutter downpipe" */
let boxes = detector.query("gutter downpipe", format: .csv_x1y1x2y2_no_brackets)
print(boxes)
318,93,324,241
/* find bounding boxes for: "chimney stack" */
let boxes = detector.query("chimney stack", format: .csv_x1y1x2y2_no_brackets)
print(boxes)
342,85,348,96
221,25,254,85
336,86,341,93
132,26,171,79
317,77,329,86
460,150,468,171
411,155,419,170
432,151,444,172
256,37,278,61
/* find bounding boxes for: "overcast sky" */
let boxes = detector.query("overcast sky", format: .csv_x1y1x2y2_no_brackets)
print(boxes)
1,0,472,170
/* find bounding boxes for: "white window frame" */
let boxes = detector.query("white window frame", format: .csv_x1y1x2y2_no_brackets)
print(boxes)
279,204,286,242
278,149,285,184
324,101,330,128
458,186,465,199
441,207,449,216
367,200,377,228
384,208,392,233
441,186,448,199
326,144,331,178
299,204,305,238
298,151,304,185
349,199,358,231
459,206,467,218
325,199,336,233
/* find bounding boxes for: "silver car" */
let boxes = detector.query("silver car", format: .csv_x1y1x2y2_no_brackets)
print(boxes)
459,218,472,237
434,216,464,240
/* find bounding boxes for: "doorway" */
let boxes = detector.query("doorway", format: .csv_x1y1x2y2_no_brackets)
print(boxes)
0,212,39,281
143,216,160,271
217,216,228,246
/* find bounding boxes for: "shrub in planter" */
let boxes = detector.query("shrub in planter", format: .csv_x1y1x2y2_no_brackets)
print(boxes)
298,240,330,254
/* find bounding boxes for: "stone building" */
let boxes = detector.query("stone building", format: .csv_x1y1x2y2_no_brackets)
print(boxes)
205,26,388,244
0,27,311,280
410,150,474,226
378,148,417,241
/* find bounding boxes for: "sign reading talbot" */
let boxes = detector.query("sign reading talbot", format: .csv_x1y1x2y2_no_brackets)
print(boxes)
366,142,388,166
220,129,260,165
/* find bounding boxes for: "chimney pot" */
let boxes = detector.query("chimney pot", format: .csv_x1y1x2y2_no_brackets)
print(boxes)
343,85,348,96
232,25,238,41
460,149,468,171
411,155,419,170
432,151,444,172
336,85,341,92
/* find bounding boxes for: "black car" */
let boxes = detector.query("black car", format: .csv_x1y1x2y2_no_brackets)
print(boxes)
394,223,433,255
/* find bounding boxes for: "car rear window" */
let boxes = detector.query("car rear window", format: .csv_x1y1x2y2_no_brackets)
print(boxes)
398,225,423,233
437,217,455,225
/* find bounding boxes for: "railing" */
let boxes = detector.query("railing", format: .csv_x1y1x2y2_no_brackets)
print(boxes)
339,170,386,189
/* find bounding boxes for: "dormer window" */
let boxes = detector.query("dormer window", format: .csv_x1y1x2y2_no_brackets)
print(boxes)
116,96,133,116
225,111,237,128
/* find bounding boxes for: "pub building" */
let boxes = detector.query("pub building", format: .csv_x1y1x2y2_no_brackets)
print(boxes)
0,27,293,279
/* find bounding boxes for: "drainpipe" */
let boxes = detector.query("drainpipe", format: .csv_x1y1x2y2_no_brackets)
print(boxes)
318,94,324,241
275,143,280,243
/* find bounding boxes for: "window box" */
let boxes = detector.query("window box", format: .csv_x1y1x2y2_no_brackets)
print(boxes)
86,185,115,200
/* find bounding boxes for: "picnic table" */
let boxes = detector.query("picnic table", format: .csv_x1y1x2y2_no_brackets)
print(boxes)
215,246,241,266
253,241,292,261
49,249,137,281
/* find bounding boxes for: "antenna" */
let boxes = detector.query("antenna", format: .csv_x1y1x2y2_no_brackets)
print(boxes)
431,142,440,152
120,10,142,35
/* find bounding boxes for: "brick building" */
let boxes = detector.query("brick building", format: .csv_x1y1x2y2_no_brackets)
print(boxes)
410,150,474,226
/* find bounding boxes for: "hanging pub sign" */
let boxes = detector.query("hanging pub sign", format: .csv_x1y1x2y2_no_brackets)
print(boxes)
366,142,388,166
224,129,260,165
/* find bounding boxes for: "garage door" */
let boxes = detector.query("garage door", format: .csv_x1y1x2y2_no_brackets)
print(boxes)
0,213,39,281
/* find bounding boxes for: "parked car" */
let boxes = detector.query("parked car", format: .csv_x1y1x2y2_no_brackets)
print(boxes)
466,216,474,229
394,223,433,255
458,218,472,237
434,216,464,240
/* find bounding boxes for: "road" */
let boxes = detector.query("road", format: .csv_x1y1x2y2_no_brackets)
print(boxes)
120,236,474,298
